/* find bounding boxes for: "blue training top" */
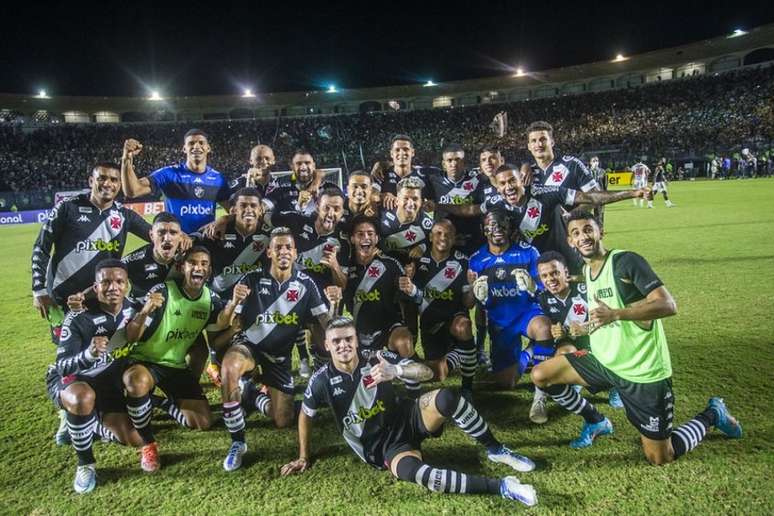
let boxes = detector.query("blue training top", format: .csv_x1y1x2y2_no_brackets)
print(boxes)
469,241,543,327
149,162,230,233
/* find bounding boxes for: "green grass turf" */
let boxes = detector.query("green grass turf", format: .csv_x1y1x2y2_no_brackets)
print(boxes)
1,179,773,514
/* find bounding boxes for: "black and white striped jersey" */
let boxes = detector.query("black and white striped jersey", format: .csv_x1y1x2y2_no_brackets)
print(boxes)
372,165,438,199
31,194,151,305
425,169,487,254
121,243,177,302
379,209,434,261
195,220,270,298
51,299,135,379
538,282,590,348
411,249,471,326
530,154,599,192
302,349,410,468
235,267,327,356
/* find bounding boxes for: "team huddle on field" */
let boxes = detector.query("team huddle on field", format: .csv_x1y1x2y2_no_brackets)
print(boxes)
32,122,742,506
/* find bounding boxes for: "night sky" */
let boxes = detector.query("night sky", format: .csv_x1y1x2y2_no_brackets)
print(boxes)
2,1,773,97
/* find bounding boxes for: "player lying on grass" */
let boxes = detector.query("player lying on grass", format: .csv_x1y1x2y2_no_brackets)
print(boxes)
281,316,539,507
531,210,742,461
45,259,142,494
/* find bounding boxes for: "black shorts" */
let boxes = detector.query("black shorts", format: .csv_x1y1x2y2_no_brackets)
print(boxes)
420,314,467,361
132,361,206,402
566,350,675,440
241,343,295,395
357,321,405,352
46,359,128,415
382,398,444,467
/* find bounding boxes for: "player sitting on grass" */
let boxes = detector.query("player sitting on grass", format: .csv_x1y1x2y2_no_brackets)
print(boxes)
531,210,742,461
280,316,539,507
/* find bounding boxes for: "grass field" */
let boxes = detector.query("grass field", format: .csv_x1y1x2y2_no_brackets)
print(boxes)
1,179,773,515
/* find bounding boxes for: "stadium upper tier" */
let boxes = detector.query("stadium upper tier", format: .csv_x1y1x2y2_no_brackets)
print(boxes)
1,24,773,124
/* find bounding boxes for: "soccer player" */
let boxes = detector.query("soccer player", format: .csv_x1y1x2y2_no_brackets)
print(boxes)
526,121,600,193
533,251,622,425
345,216,417,393
531,210,742,461
121,212,185,303
398,220,477,399
631,162,650,207
121,129,231,233
122,246,244,472
270,188,350,376
45,259,142,493
468,210,554,413
425,144,487,255
649,160,674,208
264,148,340,217
217,227,332,471
227,144,277,199
589,156,607,226
342,170,379,228
380,177,435,262
32,162,152,346
280,317,538,507
372,134,436,209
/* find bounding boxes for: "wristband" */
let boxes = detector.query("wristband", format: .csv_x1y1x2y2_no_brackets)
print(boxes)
395,364,404,378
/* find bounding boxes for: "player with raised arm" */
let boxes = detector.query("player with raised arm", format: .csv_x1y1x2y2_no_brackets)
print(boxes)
216,227,333,471
122,246,242,472
469,209,555,421
398,220,477,400
121,129,231,233
531,251,623,424
280,316,538,506
649,160,674,208
532,210,742,460
45,260,142,493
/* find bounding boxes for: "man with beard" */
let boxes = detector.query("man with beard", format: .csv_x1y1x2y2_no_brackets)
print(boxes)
397,220,477,400
468,210,555,409
280,317,538,507
532,210,742,461
121,129,231,233
425,144,488,255
380,177,435,262
122,246,244,472
264,148,340,217
372,135,436,209
32,163,152,350
121,212,185,303
45,260,142,493
270,188,350,377
217,228,333,471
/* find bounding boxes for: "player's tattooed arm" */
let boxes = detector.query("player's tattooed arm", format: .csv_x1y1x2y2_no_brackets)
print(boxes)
575,188,649,206
369,352,433,386
121,139,153,198
280,410,313,476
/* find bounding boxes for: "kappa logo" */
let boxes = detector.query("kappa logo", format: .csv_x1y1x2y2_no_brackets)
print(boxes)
223,242,235,249
641,416,660,433
333,387,346,397
259,287,270,295
193,177,204,184
77,215,90,223
95,325,108,335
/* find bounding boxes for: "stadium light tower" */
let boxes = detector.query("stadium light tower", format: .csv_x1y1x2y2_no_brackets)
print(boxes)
148,90,163,101
424,80,437,87
614,53,627,62
242,88,256,98
36,89,50,99
513,67,525,77
729,28,747,38
327,84,337,93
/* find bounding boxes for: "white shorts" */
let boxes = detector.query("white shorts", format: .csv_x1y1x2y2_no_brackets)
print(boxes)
653,182,667,193
633,178,647,189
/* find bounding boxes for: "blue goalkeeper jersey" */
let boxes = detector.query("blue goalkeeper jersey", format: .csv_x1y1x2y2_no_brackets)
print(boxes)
469,241,542,327
149,162,230,233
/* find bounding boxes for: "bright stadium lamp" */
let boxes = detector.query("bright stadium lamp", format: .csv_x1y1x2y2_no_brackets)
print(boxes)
513,67,525,77
424,80,437,87
242,88,255,98
614,53,627,62
36,89,49,99
149,90,162,101
729,28,747,38
327,84,337,93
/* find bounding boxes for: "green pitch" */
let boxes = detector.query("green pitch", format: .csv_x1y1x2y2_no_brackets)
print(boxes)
1,180,773,514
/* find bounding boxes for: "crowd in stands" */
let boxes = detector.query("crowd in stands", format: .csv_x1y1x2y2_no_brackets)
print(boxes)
1,65,772,210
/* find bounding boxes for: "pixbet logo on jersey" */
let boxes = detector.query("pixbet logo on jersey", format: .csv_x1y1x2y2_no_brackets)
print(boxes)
179,205,213,216
424,287,454,301
165,328,200,342
255,311,299,325
223,263,261,275
491,285,519,298
75,238,121,253
342,400,386,430
355,289,381,303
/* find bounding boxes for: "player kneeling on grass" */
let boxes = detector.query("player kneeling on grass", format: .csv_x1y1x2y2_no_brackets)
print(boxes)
123,246,243,472
398,219,477,400
531,251,623,425
281,316,538,506
218,227,335,472
531,210,742,460
44,259,143,494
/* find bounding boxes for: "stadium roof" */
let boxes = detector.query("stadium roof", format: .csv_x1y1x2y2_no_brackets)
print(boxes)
2,23,773,117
